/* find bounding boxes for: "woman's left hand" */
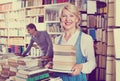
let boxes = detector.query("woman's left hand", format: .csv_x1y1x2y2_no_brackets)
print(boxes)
71,64,83,76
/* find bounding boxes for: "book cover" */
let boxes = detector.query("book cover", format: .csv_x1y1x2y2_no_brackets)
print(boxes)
89,29,96,40
87,1,97,14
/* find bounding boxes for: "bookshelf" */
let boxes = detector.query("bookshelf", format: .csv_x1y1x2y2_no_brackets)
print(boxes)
79,0,108,81
0,1,25,54
106,0,117,81
45,3,65,35
106,0,116,81
0,0,111,81
0,0,71,54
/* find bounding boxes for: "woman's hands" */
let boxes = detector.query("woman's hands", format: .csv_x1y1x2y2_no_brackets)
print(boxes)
71,64,83,76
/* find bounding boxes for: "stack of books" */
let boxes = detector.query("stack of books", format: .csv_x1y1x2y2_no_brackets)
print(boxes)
17,57,39,67
15,66,49,81
8,56,43,73
51,44,76,73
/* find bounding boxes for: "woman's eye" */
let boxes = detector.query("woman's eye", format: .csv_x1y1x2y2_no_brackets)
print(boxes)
70,14,74,17
62,15,66,17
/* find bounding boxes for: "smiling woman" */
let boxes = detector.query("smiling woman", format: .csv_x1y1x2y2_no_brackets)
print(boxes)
59,3,81,30
52,3,96,81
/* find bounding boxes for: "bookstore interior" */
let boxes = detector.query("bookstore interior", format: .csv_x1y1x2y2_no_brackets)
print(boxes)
0,0,120,81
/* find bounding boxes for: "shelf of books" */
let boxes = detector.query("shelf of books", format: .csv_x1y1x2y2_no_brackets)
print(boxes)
80,0,108,81
0,0,111,81
45,3,65,37
0,1,26,54
106,0,120,81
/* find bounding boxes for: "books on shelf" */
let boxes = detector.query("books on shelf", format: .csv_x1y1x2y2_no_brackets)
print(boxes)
88,28,104,42
108,17,115,26
108,3,114,17
89,28,96,40
26,8,44,16
46,23,62,33
42,0,52,5
107,46,115,56
46,9,59,21
87,15,96,27
95,42,103,54
12,1,24,10
107,29,114,45
0,3,12,11
81,13,87,20
87,1,97,14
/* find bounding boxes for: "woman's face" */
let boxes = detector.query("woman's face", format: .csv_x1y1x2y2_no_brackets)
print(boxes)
60,9,78,30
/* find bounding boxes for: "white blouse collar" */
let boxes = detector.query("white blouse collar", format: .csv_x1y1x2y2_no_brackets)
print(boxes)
61,30,80,45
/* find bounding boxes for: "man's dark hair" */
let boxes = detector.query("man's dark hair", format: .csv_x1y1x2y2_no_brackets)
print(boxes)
27,23,37,31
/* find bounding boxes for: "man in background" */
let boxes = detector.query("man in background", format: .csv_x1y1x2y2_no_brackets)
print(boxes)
22,23,53,66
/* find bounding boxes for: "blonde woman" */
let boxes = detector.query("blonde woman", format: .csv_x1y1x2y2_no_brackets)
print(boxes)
53,3,96,81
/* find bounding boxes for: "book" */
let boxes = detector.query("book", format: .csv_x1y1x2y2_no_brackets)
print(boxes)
88,15,96,27
17,57,39,67
108,17,114,26
53,54,76,62
49,69,73,73
89,28,96,40
108,3,114,17
107,30,114,45
87,1,97,14
53,44,75,53
53,61,75,71
15,76,49,81
16,71,49,79
17,66,48,75
16,66,49,81
50,77,62,81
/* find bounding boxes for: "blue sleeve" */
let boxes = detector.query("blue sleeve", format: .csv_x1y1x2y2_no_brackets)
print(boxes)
22,38,34,56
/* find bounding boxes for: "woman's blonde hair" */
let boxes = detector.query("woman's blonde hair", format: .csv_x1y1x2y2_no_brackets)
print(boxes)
59,3,81,28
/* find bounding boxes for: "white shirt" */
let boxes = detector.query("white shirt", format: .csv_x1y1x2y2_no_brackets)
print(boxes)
55,30,96,74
